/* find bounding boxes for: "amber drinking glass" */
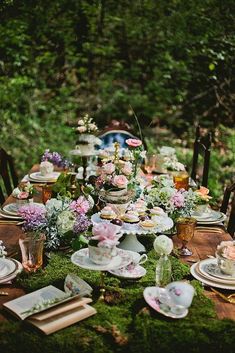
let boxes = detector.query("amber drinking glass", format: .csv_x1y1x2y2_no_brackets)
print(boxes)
173,171,189,190
42,184,53,204
19,233,45,272
176,217,197,256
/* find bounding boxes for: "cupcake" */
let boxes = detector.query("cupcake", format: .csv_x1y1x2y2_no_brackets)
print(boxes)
150,207,165,217
100,206,117,220
122,211,139,224
140,220,156,230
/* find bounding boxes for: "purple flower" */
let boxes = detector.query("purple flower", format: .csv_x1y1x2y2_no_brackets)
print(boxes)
73,214,91,234
18,204,47,232
41,149,70,168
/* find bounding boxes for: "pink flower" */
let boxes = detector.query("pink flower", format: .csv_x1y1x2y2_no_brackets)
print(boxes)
121,162,132,176
91,223,121,248
18,191,29,200
103,162,115,175
171,191,185,208
112,175,128,189
70,196,90,214
126,139,142,148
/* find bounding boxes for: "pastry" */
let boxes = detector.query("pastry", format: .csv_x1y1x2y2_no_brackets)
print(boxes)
100,206,117,220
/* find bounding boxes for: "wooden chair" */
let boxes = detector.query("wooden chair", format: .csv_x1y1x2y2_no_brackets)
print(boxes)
220,182,235,237
97,119,145,150
0,148,18,204
191,125,212,188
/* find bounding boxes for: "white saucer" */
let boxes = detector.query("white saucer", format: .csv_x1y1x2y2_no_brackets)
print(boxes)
190,263,235,290
143,286,188,319
71,248,132,271
109,265,146,279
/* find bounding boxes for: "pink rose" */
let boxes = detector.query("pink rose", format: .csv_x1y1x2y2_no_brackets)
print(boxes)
103,162,115,175
171,191,185,208
126,139,142,148
70,196,90,214
121,162,132,176
18,191,29,200
112,175,128,189
91,223,121,248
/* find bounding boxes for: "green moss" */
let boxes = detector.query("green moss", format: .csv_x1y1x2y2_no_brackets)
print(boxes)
1,250,234,353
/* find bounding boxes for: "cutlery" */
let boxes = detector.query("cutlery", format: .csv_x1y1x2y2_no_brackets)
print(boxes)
210,288,235,304
195,227,224,233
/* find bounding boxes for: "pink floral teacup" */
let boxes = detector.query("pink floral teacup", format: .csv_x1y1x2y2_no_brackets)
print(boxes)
88,245,117,265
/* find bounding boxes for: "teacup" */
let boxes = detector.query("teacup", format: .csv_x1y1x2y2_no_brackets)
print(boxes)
125,252,148,271
40,161,54,177
216,252,235,276
165,281,195,309
88,245,117,265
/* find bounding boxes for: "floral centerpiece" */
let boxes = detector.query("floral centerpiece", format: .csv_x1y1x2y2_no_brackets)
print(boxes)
12,182,35,207
74,114,101,155
145,175,196,223
19,196,91,251
88,223,122,265
41,150,70,169
194,186,212,214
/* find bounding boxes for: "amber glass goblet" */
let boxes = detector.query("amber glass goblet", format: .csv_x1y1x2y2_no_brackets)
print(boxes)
176,217,197,256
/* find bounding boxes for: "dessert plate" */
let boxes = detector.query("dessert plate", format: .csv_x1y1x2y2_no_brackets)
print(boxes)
71,248,133,271
0,258,17,278
28,171,60,182
198,258,235,281
143,287,188,319
190,263,235,290
109,265,146,279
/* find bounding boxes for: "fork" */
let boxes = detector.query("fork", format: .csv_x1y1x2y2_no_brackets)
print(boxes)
210,288,235,303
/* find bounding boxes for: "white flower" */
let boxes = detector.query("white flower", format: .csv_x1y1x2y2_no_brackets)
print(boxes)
46,198,64,216
123,149,134,161
140,150,147,159
153,235,173,255
121,161,133,176
0,240,7,258
77,119,85,126
12,187,21,198
56,210,76,235
76,126,87,133
88,123,98,131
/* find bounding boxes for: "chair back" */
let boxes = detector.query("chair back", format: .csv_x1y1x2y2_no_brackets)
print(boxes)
0,148,18,203
97,120,142,150
191,125,212,187
220,182,235,237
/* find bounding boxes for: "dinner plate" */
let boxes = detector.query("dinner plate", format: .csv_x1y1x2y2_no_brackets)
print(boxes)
0,258,17,278
198,258,235,282
109,265,146,279
192,210,226,224
0,259,23,284
0,210,22,220
2,202,45,216
28,171,60,182
143,287,188,319
190,263,235,290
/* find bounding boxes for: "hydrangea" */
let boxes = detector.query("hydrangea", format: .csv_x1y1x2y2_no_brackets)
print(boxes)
18,204,47,233
73,214,91,234
154,235,173,255
41,149,70,168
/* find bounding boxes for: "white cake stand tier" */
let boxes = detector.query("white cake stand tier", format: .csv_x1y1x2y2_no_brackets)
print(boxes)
91,213,174,253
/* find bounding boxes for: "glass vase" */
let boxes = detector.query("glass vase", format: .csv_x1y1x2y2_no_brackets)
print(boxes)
19,233,45,272
155,254,172,287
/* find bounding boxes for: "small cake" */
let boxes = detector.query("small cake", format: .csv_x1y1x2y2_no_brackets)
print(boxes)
150,207,165,217
122,211,139,224
140,220,155,230
100,206,117,220
135,207,146,217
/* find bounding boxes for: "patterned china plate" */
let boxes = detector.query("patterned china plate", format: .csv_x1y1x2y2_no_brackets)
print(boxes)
0,259,23,284
0,258,17,278
28,171,60,182
143,287,188,319
109,265,146,279
2,202,45,216
71,248,133,271
190,263,235,290
198,258,235,282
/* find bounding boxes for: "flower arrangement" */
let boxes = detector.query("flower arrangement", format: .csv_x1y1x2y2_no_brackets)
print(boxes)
76,114,98,134
194,186,212,205
19,196,91,250
41,150,70,169
12,182,34,200
97,140,145,193
145,175,196,221
159,146,185,172
89,223,122,248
